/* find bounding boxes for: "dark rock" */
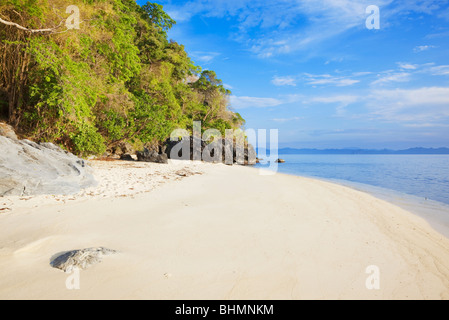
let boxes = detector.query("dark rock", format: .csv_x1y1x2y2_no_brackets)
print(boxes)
120,154,134,161
136,148,168,164
245,144,257,165
222,138,235,165
157,153,168,164
118,142,135,155
143,142,160,154
137,148,156,162
137,148,153,161
165,136,206,161
165,136,257,165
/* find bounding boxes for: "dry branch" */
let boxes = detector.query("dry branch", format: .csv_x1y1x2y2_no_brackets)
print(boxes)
0,16,64,33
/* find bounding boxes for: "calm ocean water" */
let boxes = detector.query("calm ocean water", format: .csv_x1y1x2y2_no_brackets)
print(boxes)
256,154,449,206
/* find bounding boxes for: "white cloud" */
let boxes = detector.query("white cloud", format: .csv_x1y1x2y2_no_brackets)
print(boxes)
271,117,303,123
163,0,449,58
403,123,449,128
310,95,359,105
395,0,446,15
428,65,449,75
414,45,437,52
271,76,296,87
309,95,359,115
352,71,372,77
284,94,304,103
229,96,283,109
304,86,449,124
369,62,449,79
437,7,449,21
372,87,449,106
398,62,418,70
367,87,449,122
371,72,411,85
190,51,221,64
303,73,360,87
164,0,395,58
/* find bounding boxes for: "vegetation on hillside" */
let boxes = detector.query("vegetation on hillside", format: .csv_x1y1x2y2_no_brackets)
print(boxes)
0,0,244,156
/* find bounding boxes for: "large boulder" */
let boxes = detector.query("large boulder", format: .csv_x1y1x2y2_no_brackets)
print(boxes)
136,148,168,164
165,136,257,165
0,135,97,197
165,136,206,161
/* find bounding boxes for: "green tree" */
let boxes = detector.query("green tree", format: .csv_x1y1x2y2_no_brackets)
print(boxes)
0,0,246,156
141,2,175,33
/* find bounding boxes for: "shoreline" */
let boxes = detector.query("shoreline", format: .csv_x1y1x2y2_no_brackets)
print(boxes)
255,153,449,205
1,160,449,299
255,169,449,240
323,178,449,240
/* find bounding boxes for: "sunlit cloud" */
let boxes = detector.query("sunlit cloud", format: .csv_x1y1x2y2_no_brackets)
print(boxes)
398,62,418,70
367,86,449,122
413,45,437,52
303,73,360,87
271,117,303,123
271,76,296,87
190,51,221,64
229,96,283,109
162,0,395,58
428,65,449,75
371,72,411,85
308,95,359,115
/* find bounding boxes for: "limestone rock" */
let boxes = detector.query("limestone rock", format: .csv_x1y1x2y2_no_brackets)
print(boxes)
0,135,97,196
50,247,118,273
0,122,17,140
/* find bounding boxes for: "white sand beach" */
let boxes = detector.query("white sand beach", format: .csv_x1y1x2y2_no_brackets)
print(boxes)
1,160,449,300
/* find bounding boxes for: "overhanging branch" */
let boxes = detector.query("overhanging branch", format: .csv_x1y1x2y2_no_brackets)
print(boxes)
0,16,64,33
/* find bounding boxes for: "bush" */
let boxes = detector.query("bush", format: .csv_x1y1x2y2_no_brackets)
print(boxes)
70,123,107,156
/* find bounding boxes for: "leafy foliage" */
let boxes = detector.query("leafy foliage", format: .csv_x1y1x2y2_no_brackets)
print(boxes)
0,0,244,156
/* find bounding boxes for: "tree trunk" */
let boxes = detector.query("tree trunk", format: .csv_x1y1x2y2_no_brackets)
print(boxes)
1,31,30,127
0,10,34,128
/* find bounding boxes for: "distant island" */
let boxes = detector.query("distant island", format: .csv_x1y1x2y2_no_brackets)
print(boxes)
258,147,449,155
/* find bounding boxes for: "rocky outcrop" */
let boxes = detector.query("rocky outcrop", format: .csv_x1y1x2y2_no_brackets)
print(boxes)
0,122,17,140
165,136,205,161
136,148,168,164
165,136,257,165
50,247,118,272
119,154,134,161
0,132,97,196
106,141,136,158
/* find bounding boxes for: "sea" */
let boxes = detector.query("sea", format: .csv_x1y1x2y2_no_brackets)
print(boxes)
256,154,449,237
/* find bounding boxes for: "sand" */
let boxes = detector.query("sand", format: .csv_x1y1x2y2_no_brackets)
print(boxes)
0,160,449,300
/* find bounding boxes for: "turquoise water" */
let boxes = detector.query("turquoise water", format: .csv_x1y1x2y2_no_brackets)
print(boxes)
256,154,449,206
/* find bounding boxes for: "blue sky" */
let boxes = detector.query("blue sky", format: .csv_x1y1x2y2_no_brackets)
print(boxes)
137,0,449,149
